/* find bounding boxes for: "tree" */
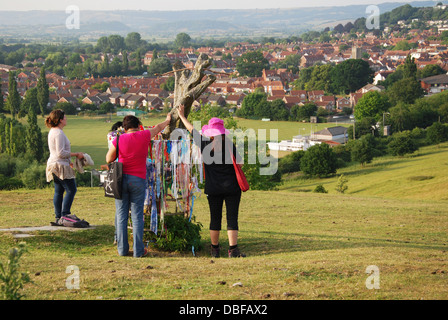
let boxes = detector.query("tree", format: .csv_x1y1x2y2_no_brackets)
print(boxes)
388,131,418,156
387,77,425,105
402,55,417,80
6,72,21,119
37,68,49,116
0,82,3,113
125,32,143,51
122,51,129,73
273,54,301,74
148,57,172,76
269,99,290,121
237,91,266,118
161,77,175,92
416,64,445,80
306,64,333,92
25,106,43,162
97,36,109,52
300,143,337,177
335,174,349,194
330,59,374,94
165,53,216,138
236,51,270,77
389,102,414,132
20,88,39,119
350,134,375,165
354,91,390,121
108,35,125,53
278,150,305,174
426,122,448,145
174,33,191,49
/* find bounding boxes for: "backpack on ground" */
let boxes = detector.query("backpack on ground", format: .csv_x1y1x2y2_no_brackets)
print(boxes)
58,214,90,228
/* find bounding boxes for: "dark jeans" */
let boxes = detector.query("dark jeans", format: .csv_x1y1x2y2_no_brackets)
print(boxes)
52,174,77,219
115,174,146,257
207,191,241,231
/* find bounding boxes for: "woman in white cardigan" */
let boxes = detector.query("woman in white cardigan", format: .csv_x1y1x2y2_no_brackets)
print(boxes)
45,109,84,224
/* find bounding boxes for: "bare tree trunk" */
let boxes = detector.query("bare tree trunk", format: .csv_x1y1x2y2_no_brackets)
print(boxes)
162,53,216,139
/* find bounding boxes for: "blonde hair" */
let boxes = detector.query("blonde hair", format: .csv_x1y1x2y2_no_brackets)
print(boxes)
45,109,65,128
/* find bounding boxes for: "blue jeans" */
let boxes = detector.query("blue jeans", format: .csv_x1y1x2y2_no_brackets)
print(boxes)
53,174,77,219
115,174,146,257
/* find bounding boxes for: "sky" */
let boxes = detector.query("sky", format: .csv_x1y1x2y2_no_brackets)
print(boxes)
0,0,433,11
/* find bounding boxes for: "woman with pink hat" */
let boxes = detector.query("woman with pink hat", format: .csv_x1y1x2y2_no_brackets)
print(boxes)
178,105,246,258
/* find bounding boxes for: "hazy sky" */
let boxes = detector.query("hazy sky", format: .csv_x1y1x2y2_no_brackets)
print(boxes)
0,0,431,11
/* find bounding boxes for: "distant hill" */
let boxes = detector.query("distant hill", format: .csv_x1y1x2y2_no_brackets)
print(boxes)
0,1,443,40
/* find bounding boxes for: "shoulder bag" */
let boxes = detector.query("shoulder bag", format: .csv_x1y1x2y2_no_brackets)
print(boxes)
104,134,123,199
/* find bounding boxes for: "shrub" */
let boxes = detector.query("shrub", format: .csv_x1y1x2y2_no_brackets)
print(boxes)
0,174,23,190
0,243,31,300
300,144,337,177
426,122,448,145
350,134,381,165
146,215,203,253
278,150,305,174
388,131,418,156
313,184,328,193
20,163,48,189
335,174,349,194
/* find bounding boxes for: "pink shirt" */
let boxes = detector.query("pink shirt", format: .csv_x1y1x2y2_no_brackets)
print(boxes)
113,130,151,180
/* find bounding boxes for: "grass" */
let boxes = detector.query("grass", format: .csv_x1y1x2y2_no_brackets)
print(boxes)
33,115,348,169
1,116,446,300
0,144,447,299
280,142,448,201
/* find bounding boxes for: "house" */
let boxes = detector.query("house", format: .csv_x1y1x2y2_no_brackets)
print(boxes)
313,126,348,144
147,88,169,99
69,88,84,98
126,94,144,108
350,92,365,108
119,93,133,107
58,96,79,108
290,90,308,102
142,96,163,110
336,97,352,111
283,96,303,109
420,74,448,94
225,94,245,108
208,95,227,107
109,92,121,105
106,87,121,95
82,96,102,106
300,54,326,68
357,84,384,94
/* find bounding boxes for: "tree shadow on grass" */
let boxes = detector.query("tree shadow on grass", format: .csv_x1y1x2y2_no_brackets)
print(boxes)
239,230,447,257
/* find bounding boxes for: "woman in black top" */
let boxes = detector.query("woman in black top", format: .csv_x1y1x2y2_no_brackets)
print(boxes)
178,105,245,258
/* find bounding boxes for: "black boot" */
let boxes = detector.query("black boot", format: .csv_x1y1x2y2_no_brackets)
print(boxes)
210,244,220,258
228,245,246,258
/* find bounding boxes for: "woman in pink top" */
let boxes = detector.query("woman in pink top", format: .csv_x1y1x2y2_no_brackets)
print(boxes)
106,114,170,258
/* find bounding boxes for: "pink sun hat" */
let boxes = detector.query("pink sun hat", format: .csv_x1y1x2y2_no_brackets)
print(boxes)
201,117,230,137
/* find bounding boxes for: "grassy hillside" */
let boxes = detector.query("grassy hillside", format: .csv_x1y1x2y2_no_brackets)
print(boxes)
0,186,446,300
280,142,448,201
1,116,445,300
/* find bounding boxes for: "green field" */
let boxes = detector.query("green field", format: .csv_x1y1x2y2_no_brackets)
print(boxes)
1,116,446,300
36,115,347,169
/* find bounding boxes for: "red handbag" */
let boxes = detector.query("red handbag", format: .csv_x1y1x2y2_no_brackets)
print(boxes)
231,152,250,192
